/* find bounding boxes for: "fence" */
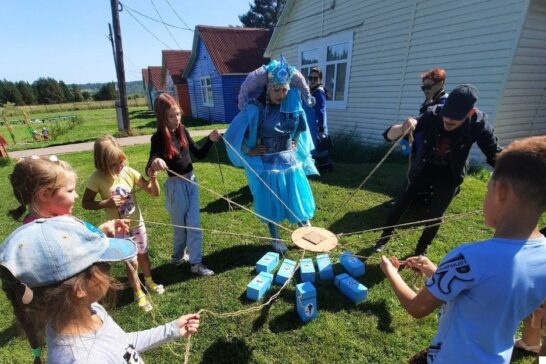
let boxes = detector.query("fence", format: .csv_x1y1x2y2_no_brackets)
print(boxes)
3,97,147,115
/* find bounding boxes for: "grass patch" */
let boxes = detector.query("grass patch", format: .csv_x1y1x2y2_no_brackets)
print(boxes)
0,141,542,363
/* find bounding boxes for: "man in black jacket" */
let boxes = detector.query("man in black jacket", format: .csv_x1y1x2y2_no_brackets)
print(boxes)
375,84,503,255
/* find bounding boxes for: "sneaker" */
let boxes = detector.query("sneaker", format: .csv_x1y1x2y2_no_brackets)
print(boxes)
135,292,152,312
170,252,190,266
191,263,214,276
514,338,541,354
272,240,288,254
145,281,165,295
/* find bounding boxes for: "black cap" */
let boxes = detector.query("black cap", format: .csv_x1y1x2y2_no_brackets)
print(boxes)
440,84,479,120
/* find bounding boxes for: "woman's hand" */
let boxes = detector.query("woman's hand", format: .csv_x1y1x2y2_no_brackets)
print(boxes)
404,256,437,277
176,313,200,337
247,145,267,156
209,130,220,142
380,256,401,277
150,158,168,172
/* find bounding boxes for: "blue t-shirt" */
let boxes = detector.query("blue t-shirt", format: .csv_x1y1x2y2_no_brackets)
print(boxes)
425,236,546,364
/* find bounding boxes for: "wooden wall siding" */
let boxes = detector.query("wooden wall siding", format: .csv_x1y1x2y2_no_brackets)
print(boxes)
495,0,546,144
269,0,532,156
186,39,225,123
221,75,247,123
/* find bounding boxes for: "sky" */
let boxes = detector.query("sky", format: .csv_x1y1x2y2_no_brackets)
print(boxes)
0,0,254,84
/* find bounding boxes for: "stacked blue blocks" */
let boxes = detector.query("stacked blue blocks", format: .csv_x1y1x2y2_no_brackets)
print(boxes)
246,272,274,301
296,282,317,322
316,254,334,280
335,273,368,303
256,252,280,273
340,251,365,277
275,259,297,285
300,258,316,282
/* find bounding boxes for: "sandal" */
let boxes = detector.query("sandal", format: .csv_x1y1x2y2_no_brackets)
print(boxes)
514,338,541,354
135,292,153,312
145,282,165,295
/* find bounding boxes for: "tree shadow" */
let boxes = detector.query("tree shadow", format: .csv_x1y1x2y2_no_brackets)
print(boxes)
201,185,253,214
129,110,155,120
201,337,253,364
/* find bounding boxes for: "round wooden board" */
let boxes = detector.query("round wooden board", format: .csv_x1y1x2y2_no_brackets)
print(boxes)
291,226,338,252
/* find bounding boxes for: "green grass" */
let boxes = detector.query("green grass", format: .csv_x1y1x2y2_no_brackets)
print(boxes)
0,143,543,363
2,106,226,152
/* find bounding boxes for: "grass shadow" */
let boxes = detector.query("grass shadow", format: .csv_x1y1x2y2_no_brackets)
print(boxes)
0,322,20,348
201,337,253,364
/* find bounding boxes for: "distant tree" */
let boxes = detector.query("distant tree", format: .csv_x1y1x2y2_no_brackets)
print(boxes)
16,81,36,105
58,81,73,102
82,91,91,101
33,78,64,104
71,85,83,102
239,0,286,30
0,80,24,105
93,82,117,101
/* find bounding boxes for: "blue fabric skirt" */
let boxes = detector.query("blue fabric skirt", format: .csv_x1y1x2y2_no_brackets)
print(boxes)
245,150,315,224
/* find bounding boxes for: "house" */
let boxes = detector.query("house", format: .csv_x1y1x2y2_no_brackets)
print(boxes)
146,66,164,110
162,50,193,117
265,0,546,158
141,69,152,110
183,25,272,123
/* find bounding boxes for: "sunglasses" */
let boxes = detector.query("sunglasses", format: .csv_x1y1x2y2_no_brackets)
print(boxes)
308,76,320,81
421,84,438,91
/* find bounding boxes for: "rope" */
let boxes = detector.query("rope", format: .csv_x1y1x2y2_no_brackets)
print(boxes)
213,142,233,211
166,168,293,234
329,126,415,223
222,135,305,225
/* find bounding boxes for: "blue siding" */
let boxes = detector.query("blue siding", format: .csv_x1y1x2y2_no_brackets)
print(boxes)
186,39,225,123
221,75,247,122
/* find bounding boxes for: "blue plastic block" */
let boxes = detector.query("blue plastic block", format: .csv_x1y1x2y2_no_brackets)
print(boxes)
246,272,274,301
296,282,317,322
256,252,280,273
334,273,368,303
275,259,297,285
339,251,365,277
316,254,334,280
300,258,316,282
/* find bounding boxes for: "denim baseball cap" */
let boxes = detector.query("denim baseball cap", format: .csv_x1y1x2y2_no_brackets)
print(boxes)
440,84,479,120
0,216,137,288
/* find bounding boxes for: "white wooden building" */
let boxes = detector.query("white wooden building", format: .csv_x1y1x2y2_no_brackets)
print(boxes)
265,0,546,154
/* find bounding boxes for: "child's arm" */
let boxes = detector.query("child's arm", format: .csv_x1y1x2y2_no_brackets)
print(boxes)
81,188,125,210
186,129,218,159
380,256,443,319
136,172,160,197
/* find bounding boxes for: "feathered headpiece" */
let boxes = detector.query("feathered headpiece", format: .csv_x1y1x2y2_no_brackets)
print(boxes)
237,55,315,112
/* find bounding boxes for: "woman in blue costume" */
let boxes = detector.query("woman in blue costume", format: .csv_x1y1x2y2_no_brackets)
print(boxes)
224,55,318,254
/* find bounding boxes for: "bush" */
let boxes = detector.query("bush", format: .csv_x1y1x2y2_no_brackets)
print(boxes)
331,132,407,164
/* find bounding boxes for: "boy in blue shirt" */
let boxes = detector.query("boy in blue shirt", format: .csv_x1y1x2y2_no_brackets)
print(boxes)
380,136,546,363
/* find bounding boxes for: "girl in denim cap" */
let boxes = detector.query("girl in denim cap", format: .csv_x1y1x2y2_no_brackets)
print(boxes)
0,216,200,363
82,135,164,312
7,156,129,363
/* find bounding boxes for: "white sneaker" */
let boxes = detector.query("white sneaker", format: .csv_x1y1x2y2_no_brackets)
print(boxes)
170,252,190,266
191,263,214,276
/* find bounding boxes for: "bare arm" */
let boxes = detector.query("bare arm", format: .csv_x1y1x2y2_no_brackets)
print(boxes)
385,118,417,141
81,188,121,210
137,175,160,197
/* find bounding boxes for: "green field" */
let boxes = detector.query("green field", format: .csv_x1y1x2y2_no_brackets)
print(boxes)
0,141,542,363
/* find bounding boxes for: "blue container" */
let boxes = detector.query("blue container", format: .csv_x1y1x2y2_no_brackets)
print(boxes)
334,273,368,303
316,254,334,280
339,251,365,277
300,258,316,283
275,259,297,285
256,252,280,273
246,272,274,301
296,282,317,322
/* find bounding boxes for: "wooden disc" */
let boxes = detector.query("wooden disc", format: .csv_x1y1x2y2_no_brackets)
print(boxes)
291,226,338,252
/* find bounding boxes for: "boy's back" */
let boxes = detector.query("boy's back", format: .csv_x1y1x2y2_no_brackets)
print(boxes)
426,235,546,363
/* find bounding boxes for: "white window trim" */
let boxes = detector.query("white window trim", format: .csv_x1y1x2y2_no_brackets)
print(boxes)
200,76,214,107
298,31,353,110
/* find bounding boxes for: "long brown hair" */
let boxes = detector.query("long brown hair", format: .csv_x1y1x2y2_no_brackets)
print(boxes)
154,93,188,159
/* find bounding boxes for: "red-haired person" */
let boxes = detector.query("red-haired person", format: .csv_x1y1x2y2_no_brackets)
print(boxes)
146,93,219,276
419,68,448,114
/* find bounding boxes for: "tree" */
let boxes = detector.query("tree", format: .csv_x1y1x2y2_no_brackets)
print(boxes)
0,80,24,105
16,81,36,105
59,81,73,102
93,82,117,101
71,85,83,102
82,91,91,101
33,78,65,104
239,0,286,30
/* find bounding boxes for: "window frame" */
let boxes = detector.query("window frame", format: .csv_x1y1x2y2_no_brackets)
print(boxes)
200,76,214,107
298,31,353,109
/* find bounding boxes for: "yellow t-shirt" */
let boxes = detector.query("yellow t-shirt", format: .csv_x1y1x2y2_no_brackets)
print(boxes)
86,166,143,227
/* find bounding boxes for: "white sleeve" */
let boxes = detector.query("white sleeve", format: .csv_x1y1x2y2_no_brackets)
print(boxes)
127,321,181,353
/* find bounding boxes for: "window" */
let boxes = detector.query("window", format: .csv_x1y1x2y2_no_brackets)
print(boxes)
298,31,353,109
200,76,213,107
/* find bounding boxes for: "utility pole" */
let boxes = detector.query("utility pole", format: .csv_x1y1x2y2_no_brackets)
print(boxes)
110,0,130,132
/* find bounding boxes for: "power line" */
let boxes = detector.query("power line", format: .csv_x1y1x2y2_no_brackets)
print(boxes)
120,2,193,31
123,6,172,49
149,0,182,49
164,0,192,30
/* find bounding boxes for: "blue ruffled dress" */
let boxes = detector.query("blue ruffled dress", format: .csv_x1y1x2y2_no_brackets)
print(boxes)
224,102,318,224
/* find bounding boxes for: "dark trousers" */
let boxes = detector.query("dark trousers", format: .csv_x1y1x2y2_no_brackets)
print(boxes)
380,164,459,254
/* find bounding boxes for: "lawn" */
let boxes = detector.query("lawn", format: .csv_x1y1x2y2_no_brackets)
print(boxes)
0,142,542,363
1,106,227,152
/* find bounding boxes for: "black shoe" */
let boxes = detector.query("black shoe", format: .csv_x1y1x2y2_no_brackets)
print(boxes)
374,240,388,253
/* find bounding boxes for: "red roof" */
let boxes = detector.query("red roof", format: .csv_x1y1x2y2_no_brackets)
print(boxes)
196,25,272,74
162,50,191,84
141,69,149,86
148,66,163,91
